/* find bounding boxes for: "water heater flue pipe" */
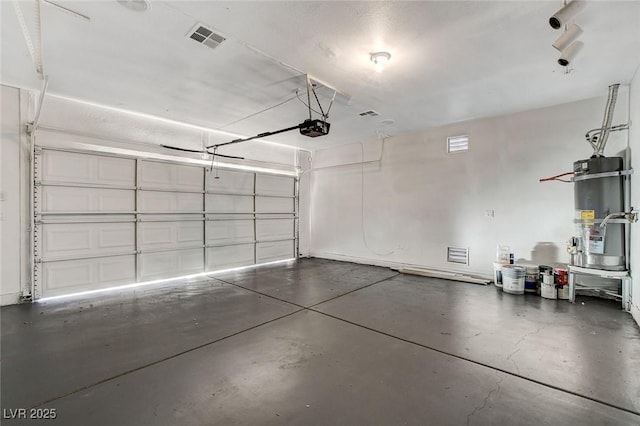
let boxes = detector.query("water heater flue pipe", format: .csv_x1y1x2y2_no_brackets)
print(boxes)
594,84,620,157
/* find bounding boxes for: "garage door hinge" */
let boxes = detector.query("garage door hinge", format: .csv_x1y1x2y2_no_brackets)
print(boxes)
34,258,43,264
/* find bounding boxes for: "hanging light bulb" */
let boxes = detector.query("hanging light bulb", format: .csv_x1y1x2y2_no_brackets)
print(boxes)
370,52,391,72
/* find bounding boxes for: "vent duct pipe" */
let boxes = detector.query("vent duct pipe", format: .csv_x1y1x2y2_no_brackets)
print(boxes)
594,84,620,157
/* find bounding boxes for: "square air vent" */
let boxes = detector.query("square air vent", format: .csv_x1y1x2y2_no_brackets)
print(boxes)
447,247,469,265
188,24,226,49
359,110,380,117
447,135,469,153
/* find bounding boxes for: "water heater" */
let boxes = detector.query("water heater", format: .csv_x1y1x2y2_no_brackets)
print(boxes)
572,157,625,270
567,84,636,271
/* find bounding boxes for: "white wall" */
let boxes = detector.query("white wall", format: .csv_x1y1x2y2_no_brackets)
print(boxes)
310,92,630,279
629,67,640,326
1,85,24,305
297,150,312,257
37,95,301,170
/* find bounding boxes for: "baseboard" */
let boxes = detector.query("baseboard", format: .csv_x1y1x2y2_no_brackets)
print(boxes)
309,251,492,281
631,300,640,328
1,292,22,306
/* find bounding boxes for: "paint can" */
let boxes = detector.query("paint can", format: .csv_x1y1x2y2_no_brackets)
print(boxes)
501,265,526,295
541,271,557,299
557,283,570,300
554,267,569,300
554,268,568,285
493,262,505,288
538,265,552,295
542,281,557,299
523,264,538,294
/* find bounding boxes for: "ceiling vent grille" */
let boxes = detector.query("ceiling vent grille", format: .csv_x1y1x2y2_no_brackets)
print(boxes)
188,24,226,49
447,135,469,153
359,110,380,117
447,247,469,265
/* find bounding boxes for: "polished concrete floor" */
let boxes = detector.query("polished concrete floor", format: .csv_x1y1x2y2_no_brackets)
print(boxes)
2,258,639,425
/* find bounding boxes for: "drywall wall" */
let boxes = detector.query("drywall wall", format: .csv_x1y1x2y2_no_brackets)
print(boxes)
310,91,630,280
297,150,312,256
629,66,640,327
37,95,300,170
1,85,23,305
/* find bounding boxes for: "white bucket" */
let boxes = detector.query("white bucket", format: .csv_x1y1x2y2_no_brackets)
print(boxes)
541,281,557,299
502,265,525,295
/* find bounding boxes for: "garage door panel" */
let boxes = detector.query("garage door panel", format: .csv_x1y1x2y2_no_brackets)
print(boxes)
41,222,135,259
139,221,204,250
41,150,135,187
40,215,134,224
138,214,201,222
255,174,294,196
207,170,254,194
40,186,135,213
97,158,136,185
41,255,136,295
256,240,294,263
206,220,254,245
139,191,203,212
140,248,204,280
205,213,251,221
256,219,294,241
206,244,254,270
255,196,293,213
206,194,253,213
34,147,297,298
139,161,203,191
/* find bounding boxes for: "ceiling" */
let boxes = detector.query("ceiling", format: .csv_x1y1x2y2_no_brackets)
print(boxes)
2,1,640,151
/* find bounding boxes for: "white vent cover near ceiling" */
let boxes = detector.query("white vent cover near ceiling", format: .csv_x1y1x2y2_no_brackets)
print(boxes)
188,24,226,49
447,135,469,153
359,110,380,117
447,247,469,265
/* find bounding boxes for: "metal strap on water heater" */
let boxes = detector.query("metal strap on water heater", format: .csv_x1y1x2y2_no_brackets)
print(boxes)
571,169,633,182
572,218,628,224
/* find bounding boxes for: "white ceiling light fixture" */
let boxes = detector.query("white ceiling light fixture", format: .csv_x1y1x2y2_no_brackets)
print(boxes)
117,0,150,12
558,40,584,67
552,23,583,52
370,51,391,73
549,1,586,68
549,0,586,30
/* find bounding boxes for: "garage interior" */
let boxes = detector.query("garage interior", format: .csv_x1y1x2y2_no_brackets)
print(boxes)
1,1,640,424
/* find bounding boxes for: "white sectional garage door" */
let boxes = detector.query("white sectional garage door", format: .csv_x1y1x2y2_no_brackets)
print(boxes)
34,148,296,298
